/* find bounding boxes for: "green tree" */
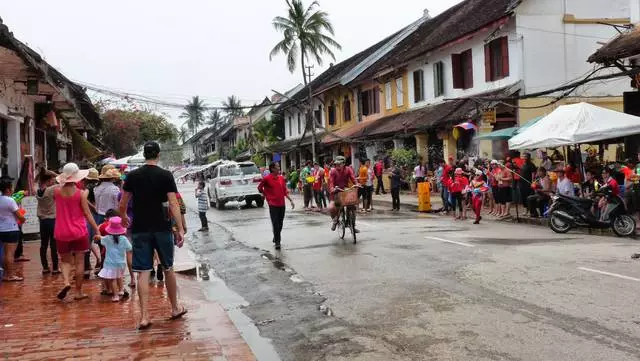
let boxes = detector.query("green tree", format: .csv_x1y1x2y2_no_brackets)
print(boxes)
180,96,207,134
269,0,341,86
253,118,277,144
222,95,243,120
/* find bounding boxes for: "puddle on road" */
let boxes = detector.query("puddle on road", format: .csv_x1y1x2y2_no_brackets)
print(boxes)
200,265,282,361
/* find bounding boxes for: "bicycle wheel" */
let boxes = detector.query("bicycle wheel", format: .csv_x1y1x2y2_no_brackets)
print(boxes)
338,210,346,239
348,208,357,244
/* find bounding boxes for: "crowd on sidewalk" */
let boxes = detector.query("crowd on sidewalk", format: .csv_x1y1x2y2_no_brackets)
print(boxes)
280,150,640,230
0,141,188,330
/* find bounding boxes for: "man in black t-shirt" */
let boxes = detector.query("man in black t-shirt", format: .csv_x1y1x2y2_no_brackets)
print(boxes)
120,141,186,330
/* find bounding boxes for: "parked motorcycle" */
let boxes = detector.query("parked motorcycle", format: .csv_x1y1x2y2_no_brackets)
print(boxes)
547,185,636,237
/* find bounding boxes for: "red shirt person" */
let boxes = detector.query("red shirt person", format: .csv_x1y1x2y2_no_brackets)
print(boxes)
257,162,294,250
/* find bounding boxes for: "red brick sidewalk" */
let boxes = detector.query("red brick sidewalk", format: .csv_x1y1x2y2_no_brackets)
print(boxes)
0,242,256,361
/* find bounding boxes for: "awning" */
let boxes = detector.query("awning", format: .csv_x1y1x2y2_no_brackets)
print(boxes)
322,119,378,145
473,116,543,141
474,127,518,140
270,132,324,152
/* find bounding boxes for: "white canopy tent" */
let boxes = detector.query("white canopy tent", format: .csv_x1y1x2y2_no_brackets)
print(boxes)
509,102,640,150
127,151,146,165
108,156,131,166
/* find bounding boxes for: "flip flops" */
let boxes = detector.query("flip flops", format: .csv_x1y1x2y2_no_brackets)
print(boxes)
3,275,24,282
57,285,71,300
168,306,188,320
74,294,89,301
137,322,153,330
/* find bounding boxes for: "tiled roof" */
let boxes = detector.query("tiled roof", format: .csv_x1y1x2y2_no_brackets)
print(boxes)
359,85,518,138
270,132,324,152
353,0,518,82
588,26,640,63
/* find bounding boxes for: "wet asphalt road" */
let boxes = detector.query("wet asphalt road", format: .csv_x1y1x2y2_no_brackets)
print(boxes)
179,184,640,361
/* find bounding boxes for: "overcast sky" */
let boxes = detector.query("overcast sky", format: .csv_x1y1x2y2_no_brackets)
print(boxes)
1,0,463,124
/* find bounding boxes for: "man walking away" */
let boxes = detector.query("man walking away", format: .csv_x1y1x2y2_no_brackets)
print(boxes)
519,153,536,214
258,162,295,250
300,161,313,209
374,159,386,195
195,181,209,231
390,164,402,211
120,141,187,330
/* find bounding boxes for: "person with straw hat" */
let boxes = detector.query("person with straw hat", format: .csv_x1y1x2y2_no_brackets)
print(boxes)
54,163,101,301
84,168,101,276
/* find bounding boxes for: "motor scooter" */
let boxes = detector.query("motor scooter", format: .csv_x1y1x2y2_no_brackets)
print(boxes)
547,185,636,237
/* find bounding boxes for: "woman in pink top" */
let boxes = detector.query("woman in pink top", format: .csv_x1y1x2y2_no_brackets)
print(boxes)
54,163,100,301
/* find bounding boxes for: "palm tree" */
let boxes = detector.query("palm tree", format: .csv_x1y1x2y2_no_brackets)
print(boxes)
222,95,244,121
269,0,341,86
207,109,223,130
179,96,207,134
178,126,190,144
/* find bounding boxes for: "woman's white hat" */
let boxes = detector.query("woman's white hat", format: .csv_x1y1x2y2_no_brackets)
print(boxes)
56,163,89,184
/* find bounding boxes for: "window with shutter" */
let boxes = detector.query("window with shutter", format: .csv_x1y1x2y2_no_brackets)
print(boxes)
328,102,336,126
395,77,404,106
343,96,351,121
433,62,444,97
485,36,509,81
288,116,292,136
462,49,473,89
373,87,380,114
451,54,463,89
297,113,301,134
413,70,424,102
361,91,370,116
385,82,392,110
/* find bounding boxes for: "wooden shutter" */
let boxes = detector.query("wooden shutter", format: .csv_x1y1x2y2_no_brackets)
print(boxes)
413,71,422,101
464,50,474,89
484,43,492,81
373,87,380,114
433,62,443,97
451,54,462,89
501,37,510,78
385,82,392,110
361,91,369,116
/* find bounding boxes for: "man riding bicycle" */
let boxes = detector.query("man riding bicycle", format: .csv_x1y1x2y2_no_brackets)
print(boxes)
328,156,359,233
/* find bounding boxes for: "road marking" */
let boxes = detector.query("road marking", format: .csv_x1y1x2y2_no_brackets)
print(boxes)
424,236,475,248
578,267,640,282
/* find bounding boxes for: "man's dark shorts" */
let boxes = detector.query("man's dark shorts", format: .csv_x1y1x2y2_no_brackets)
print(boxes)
131,232,174,272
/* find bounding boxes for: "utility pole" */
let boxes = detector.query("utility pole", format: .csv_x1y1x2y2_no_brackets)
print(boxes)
305,65,316,163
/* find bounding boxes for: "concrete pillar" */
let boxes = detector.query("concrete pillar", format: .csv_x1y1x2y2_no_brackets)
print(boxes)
280,153,287,174
393,139,403,150
350,144,359,171
332,146,339,159
7,118,20,179
365,145,377,162
477,123,493,160
442,132,457,160
415,134,428,163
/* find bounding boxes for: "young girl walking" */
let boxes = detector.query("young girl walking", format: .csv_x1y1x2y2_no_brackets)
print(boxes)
98,216,132,302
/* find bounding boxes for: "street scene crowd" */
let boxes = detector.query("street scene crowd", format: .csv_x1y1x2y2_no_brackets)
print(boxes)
1,142,187,330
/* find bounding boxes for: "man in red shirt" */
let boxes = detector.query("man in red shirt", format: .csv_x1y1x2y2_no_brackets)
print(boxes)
328,156,357,231
258,162,294,250
374,159,386,195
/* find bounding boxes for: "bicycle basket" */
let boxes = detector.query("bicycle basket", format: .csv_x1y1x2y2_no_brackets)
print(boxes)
338,189,359,206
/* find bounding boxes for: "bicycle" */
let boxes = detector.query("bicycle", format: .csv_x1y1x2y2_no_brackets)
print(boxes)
334,186,360,244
